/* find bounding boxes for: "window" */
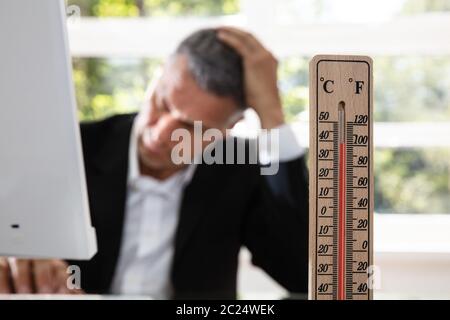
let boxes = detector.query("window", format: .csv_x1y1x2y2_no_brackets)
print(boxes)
66,0,450,298
67,0,450,216
68,0,240,121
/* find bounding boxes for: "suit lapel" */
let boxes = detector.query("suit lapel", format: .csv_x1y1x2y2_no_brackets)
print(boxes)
89,115,135,291
172,138,241,267
173,163,222,266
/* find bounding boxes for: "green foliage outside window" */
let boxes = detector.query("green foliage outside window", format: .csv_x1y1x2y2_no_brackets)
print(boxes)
68,0,239,17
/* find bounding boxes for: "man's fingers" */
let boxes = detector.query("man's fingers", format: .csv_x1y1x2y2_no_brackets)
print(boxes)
54,267,69,294
33,260,58,293
52,261,83,294
0,258,12,294
217,27,264,53
217,28,253,57
8,258,33,293
219,26,257,46
1,259,75,294
53,260,72,294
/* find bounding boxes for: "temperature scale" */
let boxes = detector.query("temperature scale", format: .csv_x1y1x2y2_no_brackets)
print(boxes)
309,55,374,300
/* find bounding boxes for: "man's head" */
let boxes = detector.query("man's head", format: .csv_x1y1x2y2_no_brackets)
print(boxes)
175,28,246,110
135,28,246,177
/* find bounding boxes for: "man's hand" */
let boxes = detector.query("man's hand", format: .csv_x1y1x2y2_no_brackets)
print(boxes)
0,258,82,294
217,27,285,129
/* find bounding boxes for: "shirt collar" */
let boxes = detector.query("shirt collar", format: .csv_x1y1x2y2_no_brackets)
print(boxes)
127,120,197,191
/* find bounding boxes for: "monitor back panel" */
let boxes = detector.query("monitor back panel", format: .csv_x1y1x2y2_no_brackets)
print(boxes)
0,0,97,259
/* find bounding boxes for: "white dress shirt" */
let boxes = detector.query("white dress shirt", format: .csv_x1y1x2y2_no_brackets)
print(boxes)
110,121,305,298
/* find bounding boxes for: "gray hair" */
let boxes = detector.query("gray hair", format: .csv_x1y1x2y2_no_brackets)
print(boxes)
175,28,246,109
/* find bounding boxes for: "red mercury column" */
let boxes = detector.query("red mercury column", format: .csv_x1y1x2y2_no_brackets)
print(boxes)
338,102,346,300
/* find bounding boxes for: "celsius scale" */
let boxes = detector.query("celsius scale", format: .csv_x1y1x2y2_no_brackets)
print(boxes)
309,55,374,300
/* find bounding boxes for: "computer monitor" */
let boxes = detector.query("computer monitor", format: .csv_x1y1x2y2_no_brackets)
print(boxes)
0,0,97,259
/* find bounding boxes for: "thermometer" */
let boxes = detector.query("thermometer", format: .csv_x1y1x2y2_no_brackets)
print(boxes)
309,55,374,300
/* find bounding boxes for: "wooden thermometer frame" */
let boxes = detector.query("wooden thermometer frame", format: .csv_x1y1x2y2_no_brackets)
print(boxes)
309,55,374,300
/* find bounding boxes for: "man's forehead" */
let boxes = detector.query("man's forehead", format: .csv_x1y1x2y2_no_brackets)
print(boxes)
158,55,240,129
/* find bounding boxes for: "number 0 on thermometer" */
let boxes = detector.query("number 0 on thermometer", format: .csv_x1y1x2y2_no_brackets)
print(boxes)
309,55,374,300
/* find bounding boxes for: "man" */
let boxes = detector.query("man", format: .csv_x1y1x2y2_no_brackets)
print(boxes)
0,27,308,299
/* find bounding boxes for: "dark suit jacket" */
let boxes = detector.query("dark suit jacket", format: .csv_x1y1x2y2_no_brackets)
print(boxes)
69,113,309,299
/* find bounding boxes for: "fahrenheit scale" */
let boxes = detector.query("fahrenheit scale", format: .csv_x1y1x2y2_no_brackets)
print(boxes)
309,55,374,300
